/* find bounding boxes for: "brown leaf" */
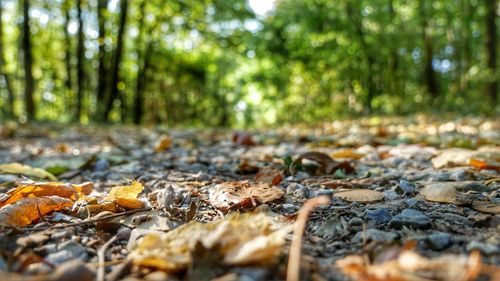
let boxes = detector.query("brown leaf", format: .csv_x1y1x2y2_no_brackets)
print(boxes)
336,250,485,281
291,152,354,175
471,200,500,214
469,158,500,172
0,181,93,209
255,167,284,186
232,132,255,146
333,189,384,203
208,181,284,211
420,182,460,205
0,196,73,226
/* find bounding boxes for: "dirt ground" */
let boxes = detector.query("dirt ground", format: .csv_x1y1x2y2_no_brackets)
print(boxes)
0,116,499,281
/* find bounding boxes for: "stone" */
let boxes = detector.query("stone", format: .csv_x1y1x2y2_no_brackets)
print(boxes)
466,241,500,255
389,209,431,229
352,229,398,243
397,180,415,194
45,240,88,265
366,208,393,225
427,232,451,250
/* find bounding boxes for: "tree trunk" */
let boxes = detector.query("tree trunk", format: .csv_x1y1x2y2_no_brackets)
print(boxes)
133,0,147,124
63,0,73,112
388,0,399,96
22,0,35,120
485,0,497,104
75,0,85,122
0,0,15,118
96,0,108,120
420,0,439,99
104,0,129,121
346,3,377,111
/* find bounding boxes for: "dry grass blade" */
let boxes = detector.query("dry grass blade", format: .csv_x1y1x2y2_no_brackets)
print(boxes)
286,195,330,281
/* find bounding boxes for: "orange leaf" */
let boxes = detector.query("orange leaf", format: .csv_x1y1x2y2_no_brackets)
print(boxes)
0,196,73,227
469,158,500,171
0,181,93,209
154,135,172,152
114,198,145,209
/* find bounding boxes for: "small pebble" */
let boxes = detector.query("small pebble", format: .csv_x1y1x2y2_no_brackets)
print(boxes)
389,209,431,229
427,232,452,250
366,208,393,225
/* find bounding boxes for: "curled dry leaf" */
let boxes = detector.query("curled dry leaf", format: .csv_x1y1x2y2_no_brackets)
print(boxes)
333,189,384,203
291,152,355,175
208,181,284,211
335,250,486,281
0,163,57,181
0,181,93,209
128,212,291,272
105,181,144,209
255,167,284,186
0,196,73,226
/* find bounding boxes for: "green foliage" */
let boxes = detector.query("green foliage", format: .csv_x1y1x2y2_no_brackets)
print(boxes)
0,0,497,126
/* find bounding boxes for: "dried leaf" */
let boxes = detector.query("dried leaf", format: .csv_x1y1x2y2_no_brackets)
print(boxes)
208,181,284,211
0,196,73,226
336,250,485,281
232,132,255,146
333,189,384,203
420,183,460,204
105,181,144,201
154,135,172,152
114,198,144,210
0,163,57,181
469,158,500,172
129,212,291,272
291,152,354,175
255,167,284,186
0,181,93,209
330,149,364,159
471,200,500,214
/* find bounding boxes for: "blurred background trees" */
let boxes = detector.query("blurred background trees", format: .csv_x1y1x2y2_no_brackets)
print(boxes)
0,0,497,127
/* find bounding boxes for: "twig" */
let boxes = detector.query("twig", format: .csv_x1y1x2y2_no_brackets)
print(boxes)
286,196,330,281
19,207,152,231
97,234,119,281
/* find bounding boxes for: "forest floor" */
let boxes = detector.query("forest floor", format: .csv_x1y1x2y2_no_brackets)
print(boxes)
0,115,499,281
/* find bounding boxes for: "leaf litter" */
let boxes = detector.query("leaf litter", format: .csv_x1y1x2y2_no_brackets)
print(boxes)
0,117,499,280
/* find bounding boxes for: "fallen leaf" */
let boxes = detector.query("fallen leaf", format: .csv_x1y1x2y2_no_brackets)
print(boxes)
336,250,486,281
105,181,144,209
0,163,57,181
469,158,500,172
420,182,460,204
330,149,364,159
333,189,384,203
208,181,284,211
255,167,284,185
0,196,73,226
129,212,291,272
232,132,255,146
471,200,500,214
0,181,93,208
154,135,172,152
291,152,355,175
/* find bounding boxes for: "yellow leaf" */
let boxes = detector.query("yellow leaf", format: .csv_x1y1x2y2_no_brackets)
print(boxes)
330,149,364,159
129,212,291,272
0,196,73,227
0,163,57,181
106,181,144,201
